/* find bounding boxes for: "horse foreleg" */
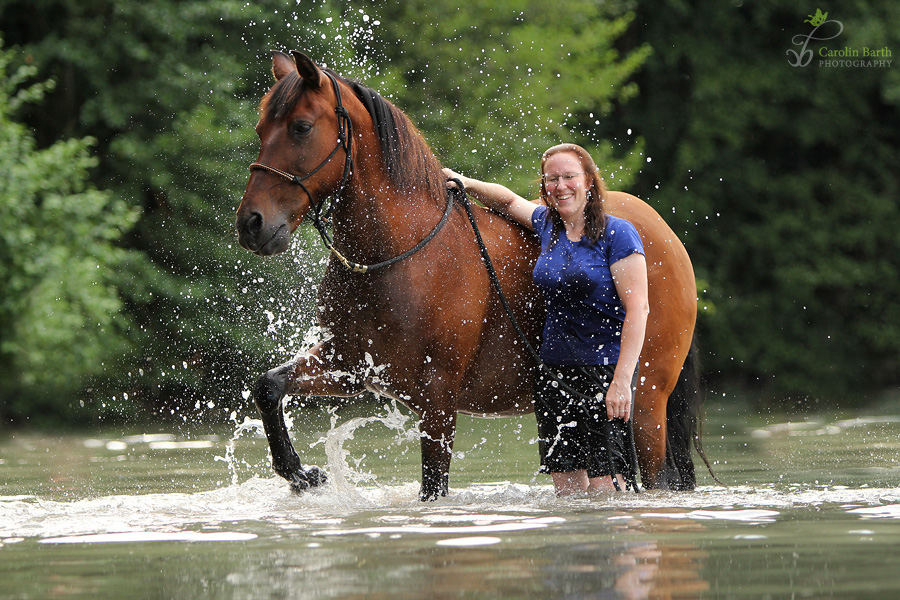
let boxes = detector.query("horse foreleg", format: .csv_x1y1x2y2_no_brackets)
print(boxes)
253,342,363,492
417,404,457,501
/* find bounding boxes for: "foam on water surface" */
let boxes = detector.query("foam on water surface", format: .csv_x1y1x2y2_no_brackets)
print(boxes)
5,476,900,543
39,531,258,545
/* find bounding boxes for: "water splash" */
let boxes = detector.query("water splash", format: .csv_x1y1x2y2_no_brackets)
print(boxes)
215,412,267,486
311,401,419,507
8,478,900,544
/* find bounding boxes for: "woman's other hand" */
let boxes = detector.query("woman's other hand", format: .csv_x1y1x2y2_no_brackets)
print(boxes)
604,379,632,421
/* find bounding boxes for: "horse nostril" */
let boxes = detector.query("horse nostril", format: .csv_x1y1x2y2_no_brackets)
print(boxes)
245,211,263,236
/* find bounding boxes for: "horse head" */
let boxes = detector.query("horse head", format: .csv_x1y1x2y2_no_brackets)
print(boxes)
236,51,352,255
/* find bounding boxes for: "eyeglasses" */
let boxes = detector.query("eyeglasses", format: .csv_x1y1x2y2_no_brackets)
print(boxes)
542,172,586,185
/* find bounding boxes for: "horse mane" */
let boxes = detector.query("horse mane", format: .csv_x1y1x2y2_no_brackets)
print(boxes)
260,69,446,207
261,71,307,122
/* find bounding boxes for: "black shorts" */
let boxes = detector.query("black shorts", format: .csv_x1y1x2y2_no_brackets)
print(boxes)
533,364,633,478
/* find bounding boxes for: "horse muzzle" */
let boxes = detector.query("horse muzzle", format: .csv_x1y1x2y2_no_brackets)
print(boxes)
236,211,292,256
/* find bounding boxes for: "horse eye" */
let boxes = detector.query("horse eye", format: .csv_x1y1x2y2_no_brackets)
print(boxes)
291,121,312,137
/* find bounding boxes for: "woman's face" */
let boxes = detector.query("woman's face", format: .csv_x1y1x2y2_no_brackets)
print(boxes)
543,152,589,222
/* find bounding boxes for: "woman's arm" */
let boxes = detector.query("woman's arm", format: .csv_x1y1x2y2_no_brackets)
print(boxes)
442,168,538,231
606,252,650,421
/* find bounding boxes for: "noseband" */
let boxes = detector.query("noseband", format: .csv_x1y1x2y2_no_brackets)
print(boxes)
248,70,453,274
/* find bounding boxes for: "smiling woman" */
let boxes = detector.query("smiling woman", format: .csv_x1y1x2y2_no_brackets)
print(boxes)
444,143,652,496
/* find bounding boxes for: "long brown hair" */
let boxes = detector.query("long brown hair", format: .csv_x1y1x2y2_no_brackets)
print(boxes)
539,143,608,244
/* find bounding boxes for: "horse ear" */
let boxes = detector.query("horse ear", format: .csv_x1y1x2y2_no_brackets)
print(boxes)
290,51,323,89
271,50,296,81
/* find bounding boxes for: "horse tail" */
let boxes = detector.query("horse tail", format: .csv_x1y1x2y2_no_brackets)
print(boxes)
664,335,721,490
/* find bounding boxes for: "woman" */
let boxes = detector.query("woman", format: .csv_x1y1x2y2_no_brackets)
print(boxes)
444,143,649,496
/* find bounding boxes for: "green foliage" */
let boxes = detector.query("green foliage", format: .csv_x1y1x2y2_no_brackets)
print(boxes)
0,40,143,423
0,2,328,424
358,0,651,194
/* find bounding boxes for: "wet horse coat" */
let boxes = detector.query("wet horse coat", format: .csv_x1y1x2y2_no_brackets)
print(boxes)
235,51,702,500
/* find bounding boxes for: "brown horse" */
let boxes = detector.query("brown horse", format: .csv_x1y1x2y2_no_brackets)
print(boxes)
236,50,705,500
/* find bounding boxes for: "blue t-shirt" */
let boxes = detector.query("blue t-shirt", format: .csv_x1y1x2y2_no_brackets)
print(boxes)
531,205,644,366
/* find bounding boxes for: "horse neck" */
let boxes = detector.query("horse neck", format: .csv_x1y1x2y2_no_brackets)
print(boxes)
330,138,446,265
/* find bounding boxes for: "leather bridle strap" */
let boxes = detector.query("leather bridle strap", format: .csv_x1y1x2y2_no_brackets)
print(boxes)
250,70,353,222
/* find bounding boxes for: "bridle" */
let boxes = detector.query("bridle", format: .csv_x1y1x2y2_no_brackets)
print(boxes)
249,70,453,274
250,71,353,219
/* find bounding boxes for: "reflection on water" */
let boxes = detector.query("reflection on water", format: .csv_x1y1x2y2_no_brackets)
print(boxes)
3,407,900,598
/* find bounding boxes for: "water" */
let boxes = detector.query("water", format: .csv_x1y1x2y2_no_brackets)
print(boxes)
3,402,900,599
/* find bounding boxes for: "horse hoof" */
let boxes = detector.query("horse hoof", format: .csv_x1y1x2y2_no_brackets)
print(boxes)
303,465,328,487
287,465,328,493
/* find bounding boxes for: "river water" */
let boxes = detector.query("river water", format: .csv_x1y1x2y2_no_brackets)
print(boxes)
2,401,900,599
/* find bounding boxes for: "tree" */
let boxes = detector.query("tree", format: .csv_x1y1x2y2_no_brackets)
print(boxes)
358,0,651,193
0,1,327,422
0,39,145,423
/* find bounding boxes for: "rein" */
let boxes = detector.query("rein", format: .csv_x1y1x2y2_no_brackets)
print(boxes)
449,179,641,493
250,71,453,274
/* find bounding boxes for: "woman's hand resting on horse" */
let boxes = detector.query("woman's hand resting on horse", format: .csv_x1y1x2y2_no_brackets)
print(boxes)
442,168,464,189
440,168,537,229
